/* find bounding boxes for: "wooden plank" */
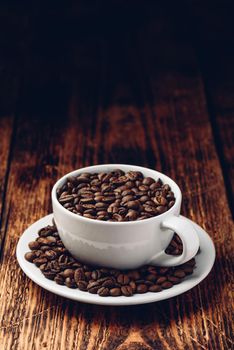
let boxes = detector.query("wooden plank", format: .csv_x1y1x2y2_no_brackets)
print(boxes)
0,5,233,350
0,115,14,251
183,0,234,215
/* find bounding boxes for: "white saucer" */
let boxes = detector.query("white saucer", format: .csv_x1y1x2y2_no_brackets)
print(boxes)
16,214,215,306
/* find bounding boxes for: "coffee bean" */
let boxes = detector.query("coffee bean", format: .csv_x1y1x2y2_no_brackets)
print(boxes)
136,284,148,294
74,268,85,282
110,288,121,296
45,250,57,260
54,274,64,285
126,200,140,210
138,185,149,191
168,276,181,284
83,213,95,219
25,252,37,262
144,205,157,214
149,182,161,191
156,276,167,284
146,274,157,282
161,281,173,289
125,210,138,221
149,285,162,292
157,206,167,214
28,241,40,250
121,285,133,296
63,269,74,278
58,195,74,204
127,270,140,280
174,269,186,278
33,257,48,266
117,274,130,285
77,280,88,291
127,171,143,181
91,270,102,280
102,278,116,288
139,195,149,203
88,286,100,294
159,267,169,275
168,200,175,208
143,177,155,186
102,197,115,204
65,277,77,288
98,287,109,296
183,266,194,274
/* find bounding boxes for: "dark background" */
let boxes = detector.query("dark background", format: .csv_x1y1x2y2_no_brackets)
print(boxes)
0,0,233,211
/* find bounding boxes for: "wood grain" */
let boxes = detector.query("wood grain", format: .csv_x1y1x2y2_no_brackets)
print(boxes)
0,2,233,350
0,115,14,254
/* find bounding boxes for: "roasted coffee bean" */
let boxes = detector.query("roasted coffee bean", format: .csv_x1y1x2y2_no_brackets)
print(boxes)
110,288,121,296
144,205,157,214
136,284,148,294
117,274,130,285
83,213,95,219
33,257,48,266
25,252,37,262
138,185,149,192
77,280,88,291
143,177,155,186
126,200,140,210
168,200,175,208
102,197,116,204
121,285,133,296
112,213,123,221
183,266,194,274
65,277,77,288
87,281,101,290
102,278,116,288
88,286,100,294
156,206,167,214
156,276,167,284
174,269,186,278
127,171,143,181
63,269,74,278
161,281,173,289
98,287,109,296
45,250,57,260
54,274,64,285
25,223,196,297
58,195,74,204
74,268,85,282
28,241,40,250
168,276,181,284
159,267,169,275
149,285,162,292
146,274,157,282
127,270,140,280
91,270,102,280
43,271,56,280
125,210,138,221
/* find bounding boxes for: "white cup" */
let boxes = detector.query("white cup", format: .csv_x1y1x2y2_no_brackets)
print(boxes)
52,164,199,269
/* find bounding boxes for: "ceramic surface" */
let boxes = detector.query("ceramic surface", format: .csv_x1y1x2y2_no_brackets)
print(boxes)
52,164,199,269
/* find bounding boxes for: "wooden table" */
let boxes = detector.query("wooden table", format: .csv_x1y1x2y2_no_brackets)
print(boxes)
0,2,233,349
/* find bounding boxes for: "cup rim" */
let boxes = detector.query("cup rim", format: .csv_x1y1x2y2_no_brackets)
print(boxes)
52,164,182,226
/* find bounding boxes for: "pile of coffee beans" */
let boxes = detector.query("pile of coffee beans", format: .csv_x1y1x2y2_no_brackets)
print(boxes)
56,170,176,221
24,222,196,297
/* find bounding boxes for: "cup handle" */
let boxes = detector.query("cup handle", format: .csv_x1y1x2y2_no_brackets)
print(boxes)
148,215,200,266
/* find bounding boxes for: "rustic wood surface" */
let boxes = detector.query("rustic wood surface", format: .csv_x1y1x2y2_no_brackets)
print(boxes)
0,2,233,349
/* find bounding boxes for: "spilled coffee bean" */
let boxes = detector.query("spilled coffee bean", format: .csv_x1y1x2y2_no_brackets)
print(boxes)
56,170,176,221
24,222,197,297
